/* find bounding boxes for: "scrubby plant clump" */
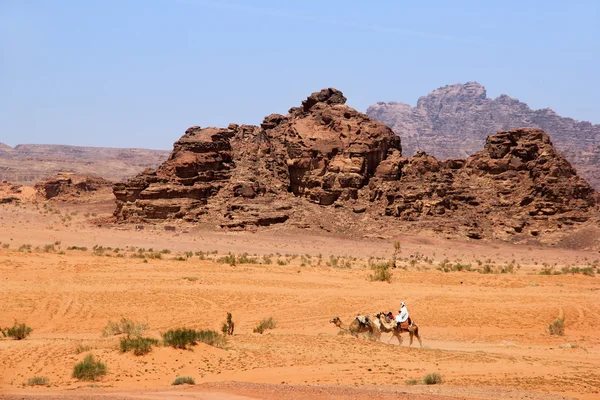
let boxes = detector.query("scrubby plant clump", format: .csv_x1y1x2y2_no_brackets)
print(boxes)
253,317,277,334
102,318,148,337
72,354,107,381
162,328,226,349
548,318,565,336
172,376,195,385
423,372,442,385
120,337,159,355
1,321,33,340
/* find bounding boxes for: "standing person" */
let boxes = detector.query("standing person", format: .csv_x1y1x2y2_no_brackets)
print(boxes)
395,301,411,328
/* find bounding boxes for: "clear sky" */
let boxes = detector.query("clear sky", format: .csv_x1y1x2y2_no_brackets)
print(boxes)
1,0,599,149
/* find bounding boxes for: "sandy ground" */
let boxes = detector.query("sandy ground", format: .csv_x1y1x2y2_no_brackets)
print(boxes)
1,200,599,400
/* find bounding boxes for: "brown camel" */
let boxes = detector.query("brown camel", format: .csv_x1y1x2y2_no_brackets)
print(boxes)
330,316,380,340
374,312,422,347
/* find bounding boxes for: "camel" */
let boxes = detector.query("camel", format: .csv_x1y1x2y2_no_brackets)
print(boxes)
330,316,381,340
374,312,422,347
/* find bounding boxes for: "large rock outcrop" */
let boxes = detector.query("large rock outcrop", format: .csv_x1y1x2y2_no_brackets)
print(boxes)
114,89,599,243
366,82,600,190
36,173,114,202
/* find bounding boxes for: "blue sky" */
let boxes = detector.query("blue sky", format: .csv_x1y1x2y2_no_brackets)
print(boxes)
1,0,599,149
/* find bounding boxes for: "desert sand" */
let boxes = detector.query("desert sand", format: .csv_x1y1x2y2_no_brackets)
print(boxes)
1,199,599,400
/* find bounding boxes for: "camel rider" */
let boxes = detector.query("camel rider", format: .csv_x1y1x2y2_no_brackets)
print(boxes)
395,301,411,328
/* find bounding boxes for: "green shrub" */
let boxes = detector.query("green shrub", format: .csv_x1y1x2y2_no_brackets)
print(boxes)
1,321,32,340
172,376,195,385
72,354,107,381
253,317,277,334
217,253,236,265
548,318,565,336
423,372,442,385
102,318,148,337
162,328,198,349
161,328,226,349
67,246,88,251
119,337,159,356
369,262,392,282
27,376,49,386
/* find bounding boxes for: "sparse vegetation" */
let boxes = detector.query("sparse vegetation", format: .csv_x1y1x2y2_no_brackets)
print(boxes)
119,336,159,356
423,372,442,385
253,317,277,334
405,379,418,385
102,318,148,337
72,354,107,381
172,376,195,385
548,318,565,336
75,344,92,354
162,328,226,349
369,262,392,282
27,376,49,386
1,321,33,340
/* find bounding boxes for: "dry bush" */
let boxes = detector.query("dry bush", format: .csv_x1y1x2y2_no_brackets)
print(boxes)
548,318,565,336
102,318,147,337
253,317,277,334
423,372,442,385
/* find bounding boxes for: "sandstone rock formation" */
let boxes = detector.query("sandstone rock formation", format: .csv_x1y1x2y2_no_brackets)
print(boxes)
0,144,169,185
114,89,599,243
366,82,600,190
36,173,114,202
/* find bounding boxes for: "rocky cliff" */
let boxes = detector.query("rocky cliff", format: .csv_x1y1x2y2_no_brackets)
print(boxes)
35,172,114,202
114,89,599,244
366,82,600,190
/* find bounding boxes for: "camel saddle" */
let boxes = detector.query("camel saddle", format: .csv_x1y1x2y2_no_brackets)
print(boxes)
397,318,412,330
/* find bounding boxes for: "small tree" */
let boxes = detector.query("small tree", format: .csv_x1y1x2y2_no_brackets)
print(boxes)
221,312,235,336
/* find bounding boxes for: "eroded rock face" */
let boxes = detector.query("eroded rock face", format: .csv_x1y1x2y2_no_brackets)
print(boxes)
367,82,600,190
369,128,598,240
114,88,399,226
114,89,599,242
36,173,113,201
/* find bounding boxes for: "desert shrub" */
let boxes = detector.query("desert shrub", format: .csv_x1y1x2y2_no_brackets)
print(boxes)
75,344,92,354
27,376,49,386
119,337,159,356
182,276,199,282
102,318,148,337
18,244,32,252
405,379,418,385
67,246,88,251
217,253,236,266
72,354,107,381
173,256,187,261
238,253,258,264
253,317,277,334
1,321,32,340
43,244,55,253
161,328,226,349
548,318,565,336
369,262,392,282
172,376,195,385
147,252,162,259
423,372,442,385
221,312,234,336
195,330,226,348
161,328,199,349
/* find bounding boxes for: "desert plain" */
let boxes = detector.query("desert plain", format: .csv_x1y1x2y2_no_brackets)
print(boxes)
0,192,599,400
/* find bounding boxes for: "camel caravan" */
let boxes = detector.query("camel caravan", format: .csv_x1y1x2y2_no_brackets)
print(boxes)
330,301,422,347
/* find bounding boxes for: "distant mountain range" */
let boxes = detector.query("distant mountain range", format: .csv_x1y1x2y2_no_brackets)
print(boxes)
367,82,600,190
0,143,170,185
